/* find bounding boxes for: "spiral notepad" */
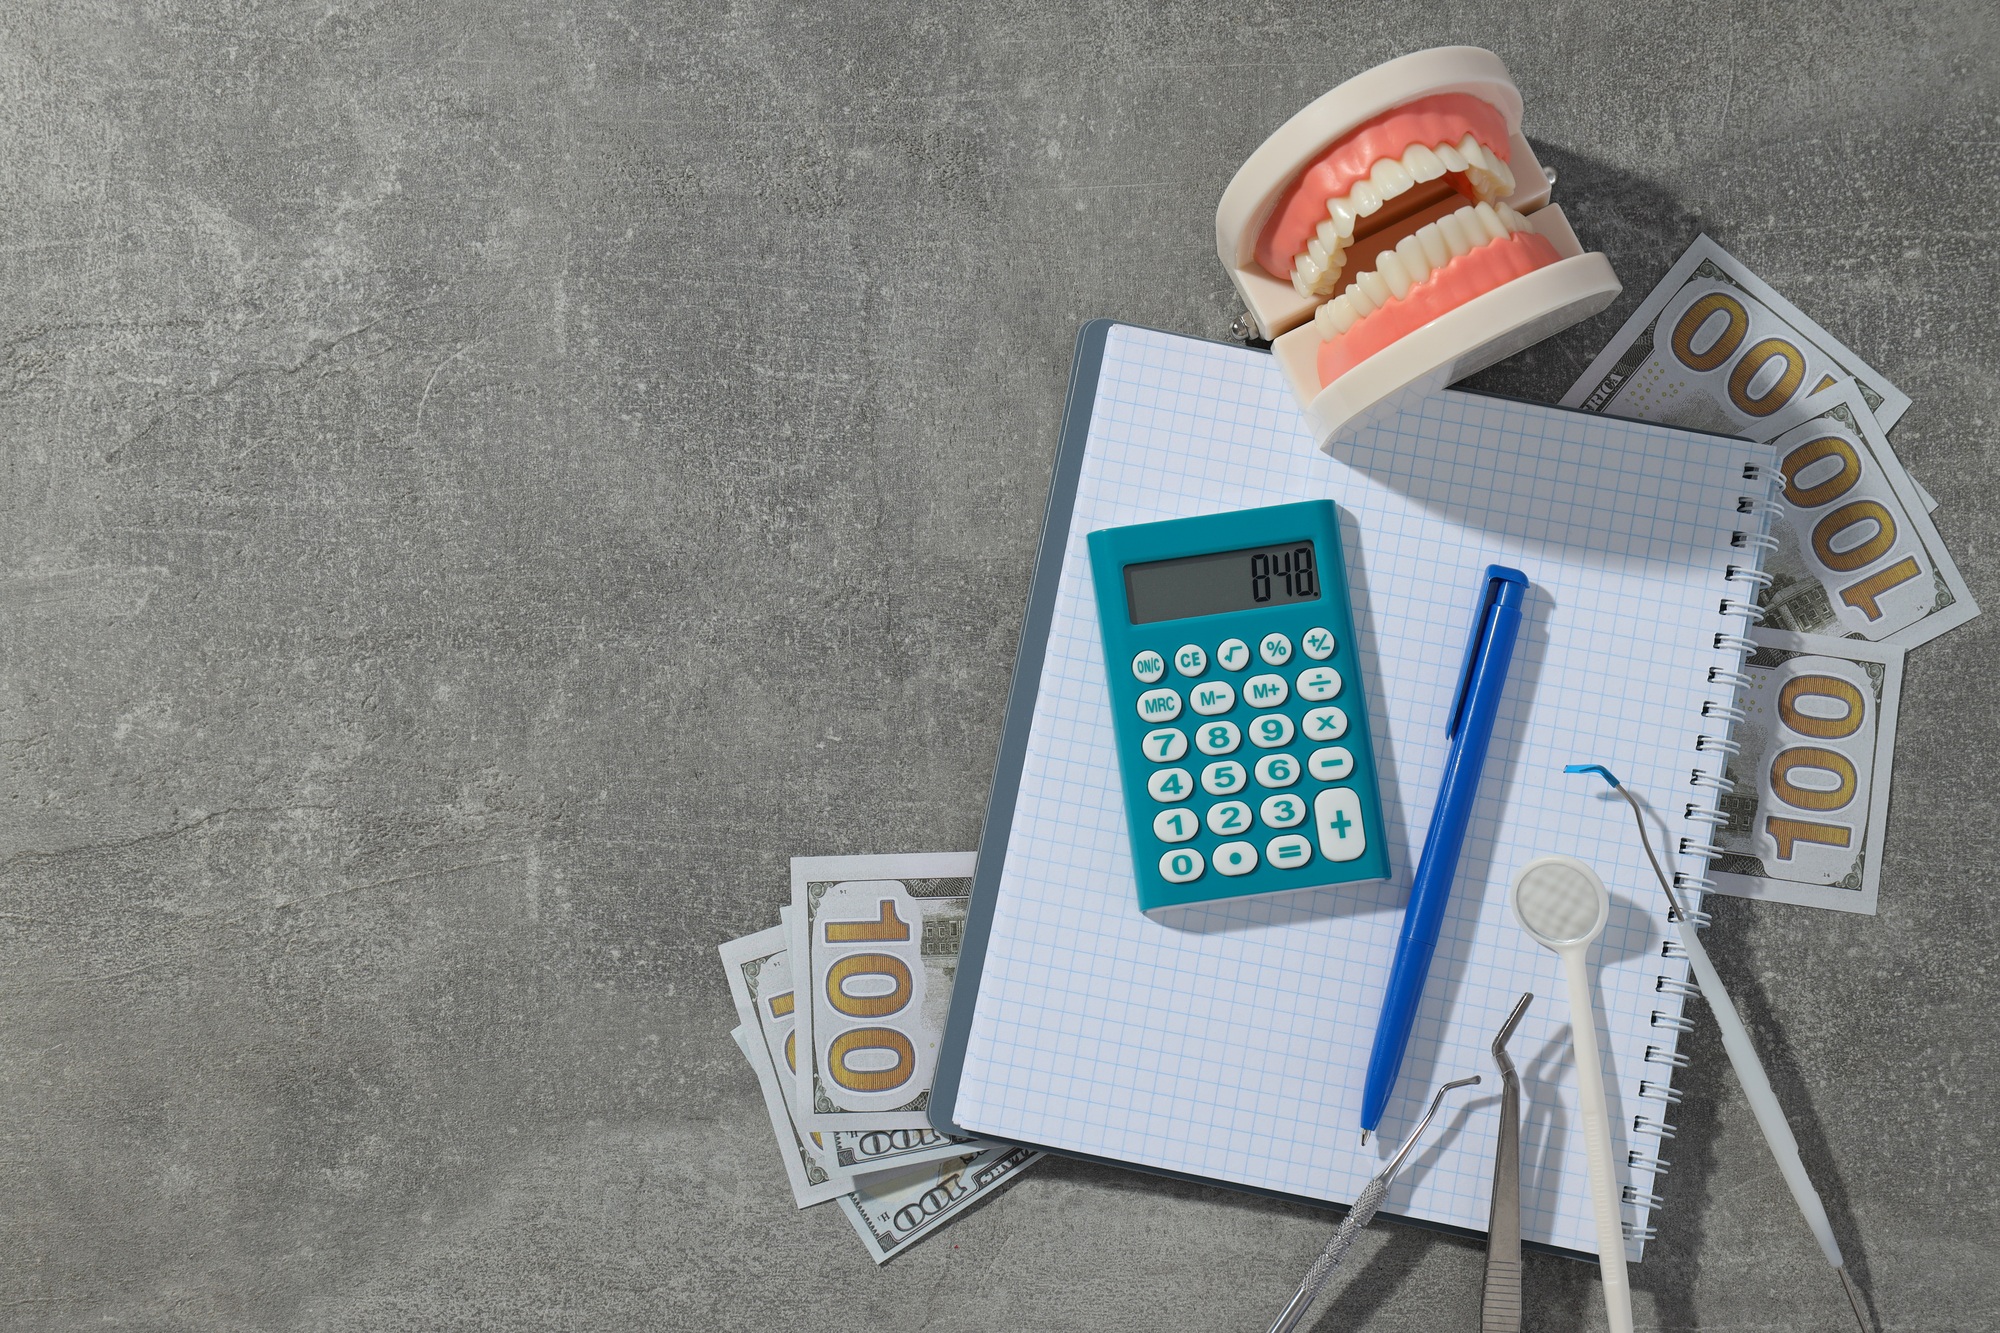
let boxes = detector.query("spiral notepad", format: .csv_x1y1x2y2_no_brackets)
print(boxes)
932,322,1778,1260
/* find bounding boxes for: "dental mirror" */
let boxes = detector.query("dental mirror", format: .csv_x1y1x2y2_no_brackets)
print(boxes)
1509,855,1632,1333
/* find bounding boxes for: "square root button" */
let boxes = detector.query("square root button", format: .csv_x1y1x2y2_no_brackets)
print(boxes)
1314,787,1366,861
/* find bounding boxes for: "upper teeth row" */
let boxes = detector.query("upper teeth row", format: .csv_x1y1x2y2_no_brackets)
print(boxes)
1312,201,1533,338
1289,135,1518,299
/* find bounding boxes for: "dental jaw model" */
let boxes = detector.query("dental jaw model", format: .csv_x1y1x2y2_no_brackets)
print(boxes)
1216,48,1622,448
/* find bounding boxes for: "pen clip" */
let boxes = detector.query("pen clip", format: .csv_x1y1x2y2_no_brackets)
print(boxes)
1447,565,1530,739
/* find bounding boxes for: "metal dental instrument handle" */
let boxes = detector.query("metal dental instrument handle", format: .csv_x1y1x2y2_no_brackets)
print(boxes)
1267,1074,1480,1333
1567,763,1871,1333
1482,992,1534,1333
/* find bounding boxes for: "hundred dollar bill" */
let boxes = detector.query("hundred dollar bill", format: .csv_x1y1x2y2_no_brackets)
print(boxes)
724,917,982,1183
720,930,850,1207
789,852,974,1134
1748,381,1975,648
1562,234,1912,434
1704,628,1903,915
836,1142,1042,1264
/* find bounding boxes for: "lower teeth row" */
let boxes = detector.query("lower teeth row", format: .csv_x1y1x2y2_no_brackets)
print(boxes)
1312,202,1533,338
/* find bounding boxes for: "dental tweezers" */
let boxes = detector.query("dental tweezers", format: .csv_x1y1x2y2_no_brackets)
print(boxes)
1482,992,1534,1333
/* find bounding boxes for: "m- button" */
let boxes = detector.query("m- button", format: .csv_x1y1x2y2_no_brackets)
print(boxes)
1314,787,1366,861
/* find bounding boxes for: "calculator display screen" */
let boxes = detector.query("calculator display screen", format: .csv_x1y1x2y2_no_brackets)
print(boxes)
1123,540,1320,624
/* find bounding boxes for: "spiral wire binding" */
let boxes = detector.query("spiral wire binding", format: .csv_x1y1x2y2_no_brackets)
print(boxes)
1617,462,1776,1250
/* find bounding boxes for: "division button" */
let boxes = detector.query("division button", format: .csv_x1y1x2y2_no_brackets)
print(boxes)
1265,833,1313,870
1200,760,1246,796
1187,680,1236,716
1244,673,1289,708
1194,720,1241,756
1308,746,1355,781
1147,767,1193,803
1137,687,1182,723
1173,644,1208,678
1260,793,1307,828
1132,650,1166,684
1300,627,1337,661
1205,800,1252,837
1153,807,1198,843
1159,847,1205,884
1141,727,1188,762
1302,705,1348,741
1216,638,1251,671
1296,666,1342,701
1315,787,1367,861
1259,632,1293,666
1213,841,1258,877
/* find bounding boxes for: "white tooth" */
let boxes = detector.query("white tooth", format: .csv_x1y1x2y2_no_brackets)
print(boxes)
1350,180,1382,215
1315,219,1341,248
1435,142,1468,172
1416,222,1450,269
1325,197,1357,237
1491,156,1516,195
1358,268,1393,307
1295,252,1324,287
1497,203,1529,233
1369,157,1414,199
1395,234,1431,282
1439,209,1475,256
1377,251,1412,299
1320,294,1359,335
1292,266,1314,298
1459,135,1489,170
1402,144,1445,182
1344,280,1376,316
1474,201,1509,241
1308,237,1332,268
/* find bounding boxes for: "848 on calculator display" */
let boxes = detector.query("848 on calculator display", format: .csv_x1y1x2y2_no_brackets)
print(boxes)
1088,501,1389,918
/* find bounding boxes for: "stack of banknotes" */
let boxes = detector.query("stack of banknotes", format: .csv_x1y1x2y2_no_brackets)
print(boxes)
718,852,1040,1263
1562,236,1978,913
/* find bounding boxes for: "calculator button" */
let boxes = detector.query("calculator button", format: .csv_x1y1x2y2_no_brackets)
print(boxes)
1205,800,1253,836
1254,753,1300,788
1315,787,1367,861
1243,674,1289,708
1260,793,1308,829
1188,680,1236,716
1142,728,1188,762
1217,638,1251,671
1309,746,1355,781
1137,688,1182,723
1159,847,1205,884
1200,761,1246,796
1259,633,1293,666
1153,807,1199,843
1132,651,1166,684
1213,841,1258,876
1296,666,1342,702
1247,713,1294,748
1302,705,1348,741
1266,833,1313,870
1147,768,1193,802
1194,720,1241,756
1173,644,1208,677
1301,627,1337,661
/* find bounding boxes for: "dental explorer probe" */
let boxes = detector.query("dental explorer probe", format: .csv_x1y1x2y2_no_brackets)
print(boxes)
1566,763,1870,1333
1266,1074,1480,1333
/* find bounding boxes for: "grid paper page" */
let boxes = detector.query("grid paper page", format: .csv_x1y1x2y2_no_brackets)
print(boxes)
953,325,1771,1259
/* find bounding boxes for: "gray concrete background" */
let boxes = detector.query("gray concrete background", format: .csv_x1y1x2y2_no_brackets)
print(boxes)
2,2,1994,1330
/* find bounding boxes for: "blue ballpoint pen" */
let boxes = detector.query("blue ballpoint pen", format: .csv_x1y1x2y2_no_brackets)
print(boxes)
1359,565,1529,1142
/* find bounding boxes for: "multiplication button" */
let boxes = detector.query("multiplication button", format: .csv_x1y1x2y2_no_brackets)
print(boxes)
1302,705,1347,742
1137,688,1182,723
1133,650,1166,684
1159,847,1204,884
1301,627,1336,660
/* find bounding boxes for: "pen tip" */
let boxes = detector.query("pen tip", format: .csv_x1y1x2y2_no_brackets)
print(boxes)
1359,1130,1369,1147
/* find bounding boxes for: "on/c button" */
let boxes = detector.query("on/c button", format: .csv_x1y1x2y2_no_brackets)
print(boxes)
1314,787,1366,862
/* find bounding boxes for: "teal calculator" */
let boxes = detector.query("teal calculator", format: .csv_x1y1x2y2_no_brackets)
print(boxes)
1087,501,1389,917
